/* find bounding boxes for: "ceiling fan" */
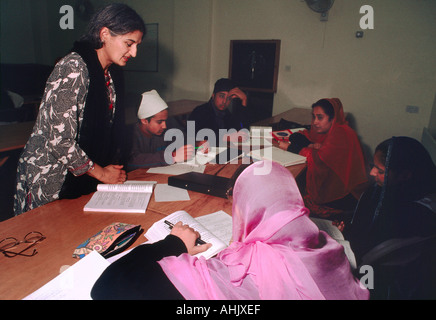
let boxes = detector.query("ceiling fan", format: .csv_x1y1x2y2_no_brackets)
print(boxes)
304,0,335,21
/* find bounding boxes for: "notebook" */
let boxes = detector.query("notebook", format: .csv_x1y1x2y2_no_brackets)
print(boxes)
249,146,307,167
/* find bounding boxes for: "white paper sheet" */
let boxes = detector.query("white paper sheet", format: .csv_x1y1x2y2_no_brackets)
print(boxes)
23,251,110,300
154,184,190,202
147,163,205,175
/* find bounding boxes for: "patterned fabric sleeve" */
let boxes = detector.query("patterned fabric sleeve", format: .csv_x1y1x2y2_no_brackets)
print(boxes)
39,53,93,176
14,53,95,214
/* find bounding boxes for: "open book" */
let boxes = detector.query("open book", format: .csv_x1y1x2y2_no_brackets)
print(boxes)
237,126,273,147
310,217,357,270
145,210,232,259
83,181,156,213
249,146,307,167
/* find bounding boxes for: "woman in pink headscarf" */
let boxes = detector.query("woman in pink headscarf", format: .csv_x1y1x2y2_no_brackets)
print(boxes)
91,161,368,300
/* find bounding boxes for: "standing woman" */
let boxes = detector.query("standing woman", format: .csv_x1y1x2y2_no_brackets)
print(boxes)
279,98,368,218
14,4,146,215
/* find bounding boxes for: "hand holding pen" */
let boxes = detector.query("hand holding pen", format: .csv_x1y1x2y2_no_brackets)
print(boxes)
172,145,194,163
195,140,209,153
165,221,211,256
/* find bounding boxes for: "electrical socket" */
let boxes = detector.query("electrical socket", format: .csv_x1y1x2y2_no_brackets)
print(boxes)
406,105,419,114
320,12,329,21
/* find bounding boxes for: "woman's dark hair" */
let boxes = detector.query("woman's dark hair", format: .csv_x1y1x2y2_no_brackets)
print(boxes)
374,138,390,165
81,3,146,49
375,136,436,198
312,99,335,121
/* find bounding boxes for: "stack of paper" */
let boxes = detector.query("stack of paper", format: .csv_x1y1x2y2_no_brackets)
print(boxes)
23,251,110,300
249,146,306,167
147,163,205,175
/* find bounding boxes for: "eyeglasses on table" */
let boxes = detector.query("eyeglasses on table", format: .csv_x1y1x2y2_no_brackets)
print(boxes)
0,231,46,258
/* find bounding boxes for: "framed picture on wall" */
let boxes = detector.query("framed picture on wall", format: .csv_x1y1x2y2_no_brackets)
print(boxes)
229,40,281,93
125,23,159,72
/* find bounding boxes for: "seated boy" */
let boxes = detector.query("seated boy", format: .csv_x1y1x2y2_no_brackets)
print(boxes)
127,90,194,171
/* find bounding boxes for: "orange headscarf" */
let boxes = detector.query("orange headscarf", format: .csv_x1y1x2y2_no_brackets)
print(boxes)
300,98,368,205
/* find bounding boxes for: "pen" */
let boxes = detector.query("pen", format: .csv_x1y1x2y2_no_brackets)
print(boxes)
164,220,206,245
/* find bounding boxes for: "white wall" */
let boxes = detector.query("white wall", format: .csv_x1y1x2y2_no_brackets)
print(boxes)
202,0,436,153
119,0,176,99
2,0,435,154
172,0,213,101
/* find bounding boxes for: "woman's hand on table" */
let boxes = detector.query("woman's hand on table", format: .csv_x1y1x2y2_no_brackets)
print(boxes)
87,164,126,184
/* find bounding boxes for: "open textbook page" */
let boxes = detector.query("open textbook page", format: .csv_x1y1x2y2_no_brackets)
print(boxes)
145,210,232,259
249,146,307,167
83,181,156,213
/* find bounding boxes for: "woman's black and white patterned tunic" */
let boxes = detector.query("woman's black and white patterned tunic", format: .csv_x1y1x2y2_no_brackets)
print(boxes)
14,52,116,215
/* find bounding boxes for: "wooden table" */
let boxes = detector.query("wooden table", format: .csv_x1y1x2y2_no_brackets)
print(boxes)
0,162,305,300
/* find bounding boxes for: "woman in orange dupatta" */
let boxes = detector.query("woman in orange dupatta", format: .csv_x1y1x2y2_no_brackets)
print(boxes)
279,98,368,218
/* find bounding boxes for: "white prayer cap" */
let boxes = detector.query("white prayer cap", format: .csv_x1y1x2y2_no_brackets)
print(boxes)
137,90,168,119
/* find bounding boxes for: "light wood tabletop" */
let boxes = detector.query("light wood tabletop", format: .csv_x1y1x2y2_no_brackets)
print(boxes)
0,162,305,300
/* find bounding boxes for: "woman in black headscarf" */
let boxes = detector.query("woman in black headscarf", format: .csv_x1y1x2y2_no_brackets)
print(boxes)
338,136,436,299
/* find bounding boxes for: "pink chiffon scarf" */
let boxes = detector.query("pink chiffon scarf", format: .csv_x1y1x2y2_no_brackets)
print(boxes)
158,161,369,300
